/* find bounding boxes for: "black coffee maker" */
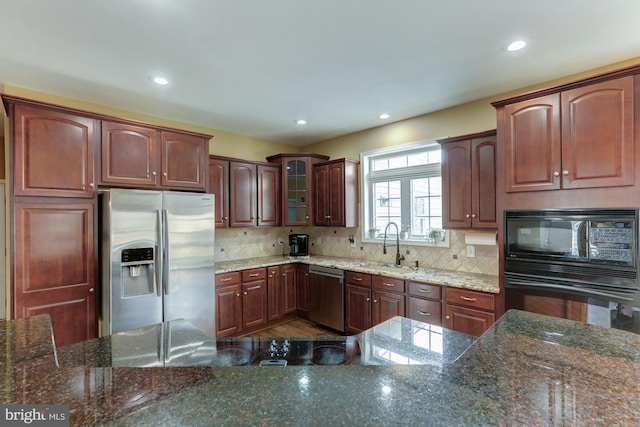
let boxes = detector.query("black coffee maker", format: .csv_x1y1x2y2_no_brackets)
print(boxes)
289,234,309,256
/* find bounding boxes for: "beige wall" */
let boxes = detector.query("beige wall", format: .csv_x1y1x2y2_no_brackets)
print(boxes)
1,86,298,163
303,55,640,160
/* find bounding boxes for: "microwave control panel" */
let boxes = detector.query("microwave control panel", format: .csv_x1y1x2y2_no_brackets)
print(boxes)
589,221,634,263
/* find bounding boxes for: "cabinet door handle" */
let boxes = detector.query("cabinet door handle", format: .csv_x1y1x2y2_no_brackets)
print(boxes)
471,214,476,218
163,172,168,177
89,183,95,188
553,171,560,177
152,171,157,176
249,273,260,277
466,214,470,218
236,293,241,297
366,297,370,302
243,291,248,295
460,296,477,302
353,277,363,281
563,170,569,175
89,288,94,293
445,315,450,320
373,299,378,303
417,288,431,293
221,277,232,282
417,311,431,316
383,283,395,287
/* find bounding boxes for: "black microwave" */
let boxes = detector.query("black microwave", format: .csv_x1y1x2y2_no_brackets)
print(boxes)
504,209,639,301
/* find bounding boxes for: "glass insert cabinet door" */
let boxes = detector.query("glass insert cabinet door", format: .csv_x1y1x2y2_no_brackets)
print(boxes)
286,159,308,224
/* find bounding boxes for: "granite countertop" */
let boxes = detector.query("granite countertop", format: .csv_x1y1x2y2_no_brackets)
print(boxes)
216,255,500,294
2,311,639,426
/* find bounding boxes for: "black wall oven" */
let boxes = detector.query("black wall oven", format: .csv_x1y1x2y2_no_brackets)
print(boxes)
504,208,640,334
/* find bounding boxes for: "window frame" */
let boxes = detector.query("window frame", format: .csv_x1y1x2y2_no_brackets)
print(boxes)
360,139,449,247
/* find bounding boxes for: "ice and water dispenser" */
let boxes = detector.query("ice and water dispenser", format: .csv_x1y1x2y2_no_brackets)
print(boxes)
120,247,156,297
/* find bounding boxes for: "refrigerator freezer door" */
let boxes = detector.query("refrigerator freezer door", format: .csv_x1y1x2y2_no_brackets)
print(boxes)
162,192,216,336
102,189,163,335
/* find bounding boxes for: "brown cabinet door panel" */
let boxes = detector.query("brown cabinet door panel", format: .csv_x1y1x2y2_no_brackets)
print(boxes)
372,290,405,325
561,76,634,189
504,94,561,192
445,305,495,337
313,164,329,226
281,265,297,315
257,164,281,226
346,285,371,334
242,281,267,329
471,136,497,228
161,131,207,190
100,122,159,187
13,201,96,346
229,161,257,227
442,141,472,228
327,162,345,226
215,284,242,337
207,158,230,228
267,267,281,321
296,265,309,318
13,105,96,198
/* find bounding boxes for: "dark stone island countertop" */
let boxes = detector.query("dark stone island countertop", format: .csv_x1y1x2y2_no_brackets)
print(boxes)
1,311,639,426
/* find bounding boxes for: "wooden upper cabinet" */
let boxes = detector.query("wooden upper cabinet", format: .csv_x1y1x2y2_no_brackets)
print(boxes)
560,76,634,189
440,130,497,229
100,121,159,187
11,104,97,198
100,123,209,191
229,161,257,227
207,157,230,228
257,164,280,226
313,158,359,227
266,153,330,226
161,131,208,191
504,94,561,192
502,76,634,193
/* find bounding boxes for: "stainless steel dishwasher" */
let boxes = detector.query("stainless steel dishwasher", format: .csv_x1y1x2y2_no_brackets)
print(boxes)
308,265,345,333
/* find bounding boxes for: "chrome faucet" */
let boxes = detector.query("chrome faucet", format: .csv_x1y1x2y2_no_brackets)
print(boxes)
383,222,405,266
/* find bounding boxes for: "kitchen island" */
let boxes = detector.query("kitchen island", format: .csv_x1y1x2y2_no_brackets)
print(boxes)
2,310,639,426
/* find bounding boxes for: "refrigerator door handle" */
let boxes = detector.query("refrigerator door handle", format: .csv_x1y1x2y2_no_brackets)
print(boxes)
162,208,170,295
156,209,164,298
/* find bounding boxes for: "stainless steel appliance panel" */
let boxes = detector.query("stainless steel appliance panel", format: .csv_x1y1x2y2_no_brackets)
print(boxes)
101,189,163,335
308,265,345,332
162,192,216,336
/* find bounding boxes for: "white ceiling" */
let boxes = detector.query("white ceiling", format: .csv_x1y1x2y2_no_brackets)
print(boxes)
1,1,640,146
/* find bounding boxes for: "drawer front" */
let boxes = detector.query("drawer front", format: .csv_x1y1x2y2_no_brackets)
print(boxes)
408,281,442,300
216,271,241,286
346,271,372,287
446,287,495,311
372,276,405,293
242,268,267,282
408,297,442,326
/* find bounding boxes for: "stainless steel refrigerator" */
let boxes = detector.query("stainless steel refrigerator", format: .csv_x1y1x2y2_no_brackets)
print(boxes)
100,189,215,337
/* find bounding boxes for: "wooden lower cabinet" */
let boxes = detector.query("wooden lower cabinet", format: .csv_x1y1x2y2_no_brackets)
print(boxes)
281,264,297,315
267,267,281,322
444,287,496,337
13,200,97,346
296,264,309,319
215,269,267,337
406,281,443,326
346,284,372,334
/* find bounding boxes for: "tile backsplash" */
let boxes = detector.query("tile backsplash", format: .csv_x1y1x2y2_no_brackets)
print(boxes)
215,226,498,276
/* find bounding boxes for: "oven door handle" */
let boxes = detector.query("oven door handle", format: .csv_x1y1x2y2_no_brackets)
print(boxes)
506,278,636,302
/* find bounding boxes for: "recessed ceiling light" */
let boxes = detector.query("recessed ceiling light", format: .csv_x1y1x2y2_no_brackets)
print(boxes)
379,113,390,120
507,40,526,52
295,119,307,125
152,76,169,85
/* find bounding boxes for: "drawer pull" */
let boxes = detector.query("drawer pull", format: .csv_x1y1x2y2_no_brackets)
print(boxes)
460,296,477,302
417,311,431,316
249,273,260,277
353,277,363,281
417,288,431,293
383,283,395,287
220,277,232,282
